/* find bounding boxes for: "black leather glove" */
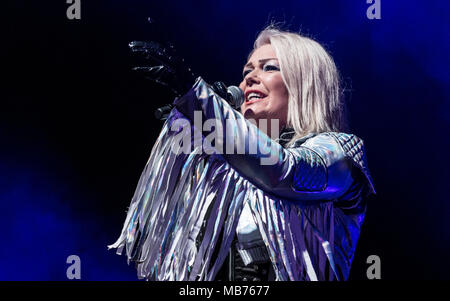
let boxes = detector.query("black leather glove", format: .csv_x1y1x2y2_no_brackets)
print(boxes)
129,40,197,97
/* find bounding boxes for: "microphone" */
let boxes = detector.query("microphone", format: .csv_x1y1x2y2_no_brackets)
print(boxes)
154,82,244,120
226,85,245,109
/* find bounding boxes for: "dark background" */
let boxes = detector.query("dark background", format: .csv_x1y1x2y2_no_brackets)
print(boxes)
2,0,449,280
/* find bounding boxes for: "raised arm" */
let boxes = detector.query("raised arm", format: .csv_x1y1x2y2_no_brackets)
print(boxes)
174,78,373,202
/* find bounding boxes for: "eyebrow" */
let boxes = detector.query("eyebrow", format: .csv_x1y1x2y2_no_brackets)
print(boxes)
243,58,278,69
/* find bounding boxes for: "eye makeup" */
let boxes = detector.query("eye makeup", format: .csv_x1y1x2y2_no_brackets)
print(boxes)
242,59,280,78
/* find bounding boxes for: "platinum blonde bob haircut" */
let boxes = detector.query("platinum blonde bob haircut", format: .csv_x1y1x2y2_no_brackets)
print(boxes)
251,26,347,145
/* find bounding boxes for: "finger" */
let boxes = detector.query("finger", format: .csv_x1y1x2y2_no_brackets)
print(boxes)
132,65,175,86
132,65,174,77
129,40,154,50
129,41,179,67
129,41,168,57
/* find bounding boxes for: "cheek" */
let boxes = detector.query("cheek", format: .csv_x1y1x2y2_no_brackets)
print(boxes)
239,80,245,91
266,77,289,127
273,75,288,96
268,76,289,109
239,81,245,111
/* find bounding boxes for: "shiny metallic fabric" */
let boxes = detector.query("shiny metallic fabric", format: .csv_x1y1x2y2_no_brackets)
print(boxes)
108,77,375,281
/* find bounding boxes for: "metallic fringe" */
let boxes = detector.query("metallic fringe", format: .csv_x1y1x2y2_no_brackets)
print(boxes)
109,109,340,281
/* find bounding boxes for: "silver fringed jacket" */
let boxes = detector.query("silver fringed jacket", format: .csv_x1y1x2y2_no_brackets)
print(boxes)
109,77,376,281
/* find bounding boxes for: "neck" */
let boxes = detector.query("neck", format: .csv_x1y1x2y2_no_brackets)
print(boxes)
255,119,285,139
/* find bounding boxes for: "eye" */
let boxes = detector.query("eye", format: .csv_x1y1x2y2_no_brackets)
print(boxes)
242,69,252,78
263,64,280,72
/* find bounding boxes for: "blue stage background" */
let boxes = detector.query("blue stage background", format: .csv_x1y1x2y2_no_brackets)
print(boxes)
2,0,449,280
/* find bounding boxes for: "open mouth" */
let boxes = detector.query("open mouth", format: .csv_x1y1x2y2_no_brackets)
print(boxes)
245,91,267,105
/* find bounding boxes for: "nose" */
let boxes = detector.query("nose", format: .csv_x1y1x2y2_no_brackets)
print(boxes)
244,69,260,87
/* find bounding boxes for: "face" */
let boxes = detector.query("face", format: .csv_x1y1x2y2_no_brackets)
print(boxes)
239,44,289,133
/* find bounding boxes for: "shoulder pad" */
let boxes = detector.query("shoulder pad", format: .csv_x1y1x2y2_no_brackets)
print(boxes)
327,132,376,195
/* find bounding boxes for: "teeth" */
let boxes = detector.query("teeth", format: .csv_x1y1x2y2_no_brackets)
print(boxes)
247,92,265,100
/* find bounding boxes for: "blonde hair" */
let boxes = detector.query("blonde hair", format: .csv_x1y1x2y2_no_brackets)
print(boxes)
251,26,347,146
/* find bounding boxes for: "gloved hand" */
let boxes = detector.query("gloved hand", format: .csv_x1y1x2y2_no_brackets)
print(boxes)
129,40,197,97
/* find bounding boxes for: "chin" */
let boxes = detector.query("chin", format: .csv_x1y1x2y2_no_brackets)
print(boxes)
243,104,266,120
243,108,261,122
